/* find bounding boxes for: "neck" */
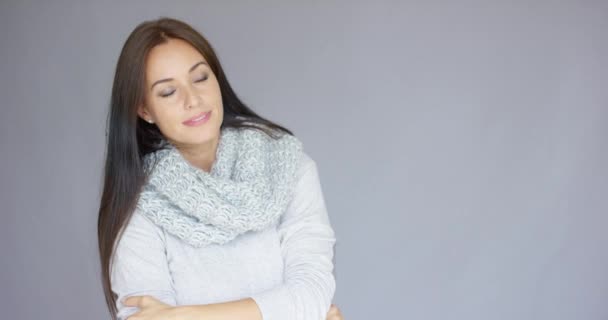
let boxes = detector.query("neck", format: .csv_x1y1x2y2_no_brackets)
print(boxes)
173,134,220,172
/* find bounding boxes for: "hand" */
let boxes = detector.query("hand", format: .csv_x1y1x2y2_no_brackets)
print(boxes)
326,303,344,320
122,295,177,320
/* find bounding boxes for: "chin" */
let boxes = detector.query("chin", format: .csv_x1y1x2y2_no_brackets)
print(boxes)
170,119,220,145
187,129,220,145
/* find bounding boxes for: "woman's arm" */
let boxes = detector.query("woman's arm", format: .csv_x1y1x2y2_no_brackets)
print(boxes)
111,211,178,320
172,298,262,320
249,152,337,320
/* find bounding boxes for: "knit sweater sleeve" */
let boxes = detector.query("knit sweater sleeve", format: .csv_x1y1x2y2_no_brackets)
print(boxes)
250,152,337,320
110,210,177,320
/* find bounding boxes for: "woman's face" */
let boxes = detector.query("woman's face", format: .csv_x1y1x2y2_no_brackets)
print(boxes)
138,38,223,149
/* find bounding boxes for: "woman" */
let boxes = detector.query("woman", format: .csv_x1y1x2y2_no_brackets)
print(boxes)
97,17,343,320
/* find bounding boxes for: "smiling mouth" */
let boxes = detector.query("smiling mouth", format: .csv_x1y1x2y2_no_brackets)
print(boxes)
183,111,211,126
191,112,208,121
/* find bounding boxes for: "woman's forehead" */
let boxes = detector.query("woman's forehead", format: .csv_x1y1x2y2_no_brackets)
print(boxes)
146,39,207,78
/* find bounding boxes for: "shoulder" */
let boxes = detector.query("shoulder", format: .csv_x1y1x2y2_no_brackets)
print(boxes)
126,209,160,230
291,151,323,195
115,209,167,250
296,151,317,178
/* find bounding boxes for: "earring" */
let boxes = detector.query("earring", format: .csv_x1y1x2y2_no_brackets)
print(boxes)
148,119,154,124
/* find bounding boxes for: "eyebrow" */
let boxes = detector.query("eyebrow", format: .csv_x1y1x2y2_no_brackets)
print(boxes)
150,61,208,91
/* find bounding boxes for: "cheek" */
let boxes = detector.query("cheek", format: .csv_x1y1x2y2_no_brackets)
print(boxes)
154,108,184,130
209,79,223,103
215,91,224,113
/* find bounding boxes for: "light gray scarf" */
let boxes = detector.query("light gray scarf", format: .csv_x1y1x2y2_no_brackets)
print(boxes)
136,125,303,248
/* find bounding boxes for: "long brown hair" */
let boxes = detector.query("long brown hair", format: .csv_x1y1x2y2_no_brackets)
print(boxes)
97,17,292,319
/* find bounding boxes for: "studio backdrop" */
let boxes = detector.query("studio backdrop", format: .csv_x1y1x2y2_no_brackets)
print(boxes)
1,1,606,320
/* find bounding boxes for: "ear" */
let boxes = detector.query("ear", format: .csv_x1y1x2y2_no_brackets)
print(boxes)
137,104,154,124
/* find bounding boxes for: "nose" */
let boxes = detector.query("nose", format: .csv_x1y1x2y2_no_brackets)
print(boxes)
184,83,202,109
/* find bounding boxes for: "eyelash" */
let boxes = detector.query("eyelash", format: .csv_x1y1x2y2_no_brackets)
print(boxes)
160,75,209,97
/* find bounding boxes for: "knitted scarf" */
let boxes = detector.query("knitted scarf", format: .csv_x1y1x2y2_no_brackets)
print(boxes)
136,125,303,248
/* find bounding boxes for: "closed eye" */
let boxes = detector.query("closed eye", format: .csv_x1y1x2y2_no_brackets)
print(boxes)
160,90,175,98
159,75,208,98
195,75,209,83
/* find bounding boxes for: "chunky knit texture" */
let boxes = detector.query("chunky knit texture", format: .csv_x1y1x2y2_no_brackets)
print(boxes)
136,125,303,247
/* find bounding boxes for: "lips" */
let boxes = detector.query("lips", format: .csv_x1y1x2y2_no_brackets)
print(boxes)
183,111,211,126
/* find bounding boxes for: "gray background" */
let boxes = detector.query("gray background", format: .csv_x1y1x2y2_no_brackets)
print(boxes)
1,1,607,319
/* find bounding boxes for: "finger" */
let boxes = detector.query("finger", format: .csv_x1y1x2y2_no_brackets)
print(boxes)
327,305,338,316
122,295,148,307
330,308,344,320
329,305,343,318
125,309,142,320
122,296,138,306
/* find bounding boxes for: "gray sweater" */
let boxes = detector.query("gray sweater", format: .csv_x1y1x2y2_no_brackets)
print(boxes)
110,151,337,320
